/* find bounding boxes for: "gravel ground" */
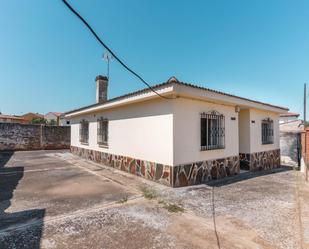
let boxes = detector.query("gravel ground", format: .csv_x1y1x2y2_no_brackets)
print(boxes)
1,150,308,249
159,169,301,249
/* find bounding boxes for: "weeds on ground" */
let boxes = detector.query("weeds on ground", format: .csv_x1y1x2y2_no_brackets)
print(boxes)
163,203,184,213
117,196,128,204
140,186,184,213
140,186,157,199
158,199,165,204
158,199,184,213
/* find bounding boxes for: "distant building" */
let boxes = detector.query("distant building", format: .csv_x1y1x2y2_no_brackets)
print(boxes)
279,112,302,167
21,112,44,122
59,114,70,126
44,112,62,125
0,114,27,124
279,112,303,132
279,112,300,124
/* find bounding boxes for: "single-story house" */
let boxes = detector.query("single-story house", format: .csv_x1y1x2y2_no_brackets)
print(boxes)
65,75,288,187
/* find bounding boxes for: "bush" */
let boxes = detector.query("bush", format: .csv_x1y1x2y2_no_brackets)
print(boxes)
31,118,47,125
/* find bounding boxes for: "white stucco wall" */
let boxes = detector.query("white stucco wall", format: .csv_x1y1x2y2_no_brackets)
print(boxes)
69,96,281,167
173,98,239,165
239,109,251,153
249,109,280,153
70,99,174,165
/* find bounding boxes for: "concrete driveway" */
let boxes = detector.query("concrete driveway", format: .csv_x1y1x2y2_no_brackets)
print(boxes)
0,150,309,249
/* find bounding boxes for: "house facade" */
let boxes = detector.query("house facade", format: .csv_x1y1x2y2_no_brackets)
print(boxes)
65,75,288,187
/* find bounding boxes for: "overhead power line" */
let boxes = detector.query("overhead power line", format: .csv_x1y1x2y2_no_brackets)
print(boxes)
62,0,174,99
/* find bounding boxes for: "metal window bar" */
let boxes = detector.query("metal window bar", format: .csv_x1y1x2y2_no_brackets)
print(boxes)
79,120,89,143
97,118,108,146
262,119,273,144
200,112,225,150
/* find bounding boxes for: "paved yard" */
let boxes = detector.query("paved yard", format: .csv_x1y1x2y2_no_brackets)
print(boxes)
0,150,309,249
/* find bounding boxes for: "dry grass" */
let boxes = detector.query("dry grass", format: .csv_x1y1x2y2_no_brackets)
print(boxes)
158,199,184,213
163,203,184,213
140,186,157,200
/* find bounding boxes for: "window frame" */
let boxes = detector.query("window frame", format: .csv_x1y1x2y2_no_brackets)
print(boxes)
200,111,225,151
261,118,274,145
79,119,89,144
97,117,108,147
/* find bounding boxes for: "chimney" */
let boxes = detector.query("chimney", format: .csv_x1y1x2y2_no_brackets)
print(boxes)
95,75,108,103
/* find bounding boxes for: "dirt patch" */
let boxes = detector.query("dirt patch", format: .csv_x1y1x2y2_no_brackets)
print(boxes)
168,213,275,249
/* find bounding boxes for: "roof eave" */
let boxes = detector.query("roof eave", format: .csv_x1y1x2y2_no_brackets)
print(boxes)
173,83,288,113
65,84,175,118
65,80,289,118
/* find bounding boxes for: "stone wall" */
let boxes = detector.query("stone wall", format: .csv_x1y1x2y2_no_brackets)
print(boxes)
42,126,70,150
172,156,239,187
240,149,281,171
0,123,70,151
70,146,172,186
70,146,240,187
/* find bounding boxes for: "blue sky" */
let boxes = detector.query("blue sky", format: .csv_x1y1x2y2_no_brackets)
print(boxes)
1,0,308,116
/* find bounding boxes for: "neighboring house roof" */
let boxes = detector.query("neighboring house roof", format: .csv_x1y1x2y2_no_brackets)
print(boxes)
0,114,26,120
65,77,289,117
21,112,44,118
280,119,303,132
279,112,300,118
45,112,63,117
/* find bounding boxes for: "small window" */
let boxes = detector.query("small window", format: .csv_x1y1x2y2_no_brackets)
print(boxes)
262,118,274,144
97,118,108,146
200,111,225,150
79,119,89,144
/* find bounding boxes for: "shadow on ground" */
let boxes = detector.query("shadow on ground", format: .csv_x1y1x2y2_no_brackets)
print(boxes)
0,151,45,249
206,166,293,187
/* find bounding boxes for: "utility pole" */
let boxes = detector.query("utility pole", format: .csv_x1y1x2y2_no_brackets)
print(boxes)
304,83,308,181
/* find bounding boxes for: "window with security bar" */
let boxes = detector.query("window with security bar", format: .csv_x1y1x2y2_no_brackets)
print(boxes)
200,111,225,150
79,119,89,144
262,118,274,144
97,118,108,146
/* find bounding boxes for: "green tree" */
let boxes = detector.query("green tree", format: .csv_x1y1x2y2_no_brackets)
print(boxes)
30,117,47,125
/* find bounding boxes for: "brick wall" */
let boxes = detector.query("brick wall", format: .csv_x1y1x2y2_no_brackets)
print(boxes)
301,129,309,163
0,123,70,151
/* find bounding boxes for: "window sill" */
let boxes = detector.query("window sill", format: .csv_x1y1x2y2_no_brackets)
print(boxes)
98,143,109,148
80,142,89,145
200,146,225,151
262,142,274,145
